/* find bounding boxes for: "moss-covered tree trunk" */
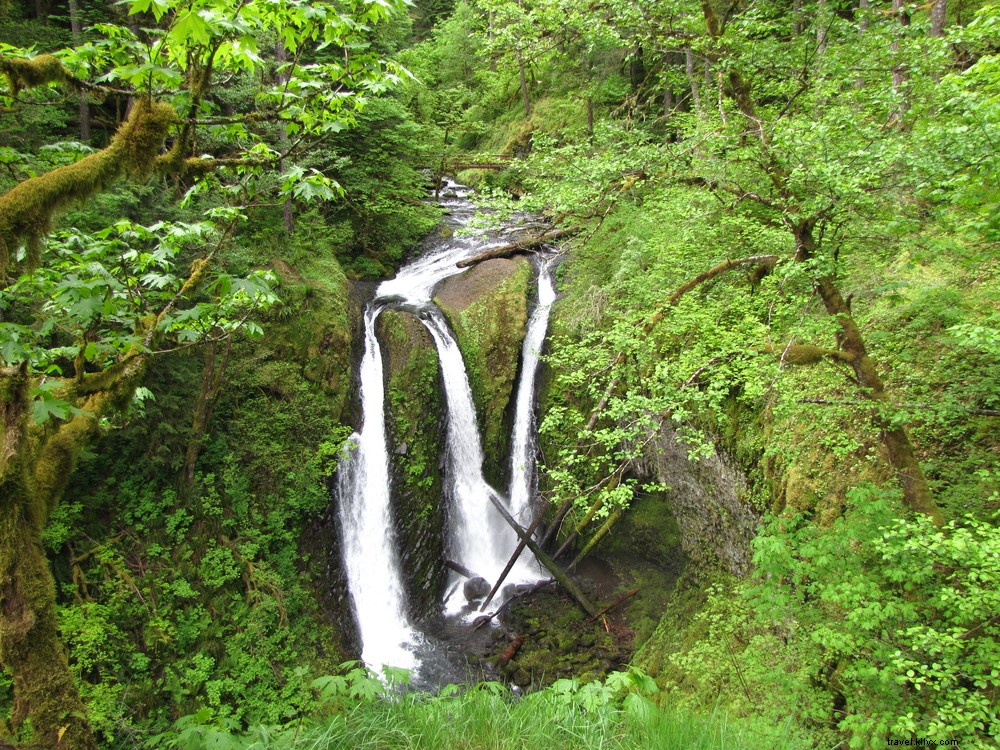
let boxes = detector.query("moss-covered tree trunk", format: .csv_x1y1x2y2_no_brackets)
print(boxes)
794,222,943,524
1,353,149,747
179,336,231,501
0,368,99,749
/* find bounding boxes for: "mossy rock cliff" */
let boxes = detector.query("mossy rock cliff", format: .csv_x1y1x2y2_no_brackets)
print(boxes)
378,309,447,619
268,255,353,420
434,257,533,485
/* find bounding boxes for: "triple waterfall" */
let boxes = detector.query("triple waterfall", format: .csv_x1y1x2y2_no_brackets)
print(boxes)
336,184,555,673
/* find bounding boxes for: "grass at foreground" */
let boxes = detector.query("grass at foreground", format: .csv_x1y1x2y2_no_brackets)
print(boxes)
162,669,811,750
291,692,807,750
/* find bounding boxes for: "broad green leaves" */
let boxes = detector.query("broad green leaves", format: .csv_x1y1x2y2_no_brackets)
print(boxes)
750,487,1000,744
0,219,277,422
52,0,411,146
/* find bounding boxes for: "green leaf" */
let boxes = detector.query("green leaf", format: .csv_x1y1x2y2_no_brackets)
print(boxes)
171,10,212,47
129,0,170,22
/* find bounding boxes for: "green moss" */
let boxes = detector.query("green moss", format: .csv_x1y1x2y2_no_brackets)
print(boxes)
435,258,532,484
631,569,720,681
0,98,176,270
267,255,353,419
0,54,67,96
497,588,624,690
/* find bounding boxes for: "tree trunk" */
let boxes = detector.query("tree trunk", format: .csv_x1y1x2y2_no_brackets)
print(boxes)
479,504,548,612
930,0,947,37
794,223,942,524
0,369,98,749
68,0,90,142
697,0,938,522
487,11,497,73
488,493,598,617
891,0,911,121
517,51,531,116
178,336,231,500
0,521,98,749
685,46,702,116
629,45,645,92
855,0,870,88
275,42,294,234
816,0,829,55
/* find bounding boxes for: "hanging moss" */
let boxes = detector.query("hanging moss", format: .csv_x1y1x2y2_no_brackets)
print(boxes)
0,147,119,269
0,54,68,97
114,100,178,177
0,98,177,271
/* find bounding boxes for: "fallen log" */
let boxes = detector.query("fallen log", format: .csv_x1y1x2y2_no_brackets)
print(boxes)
497,635,526,667
456,227,579,268
588,588,639,622
488,492,598,617
480,504,549,612
799,398,1000,417
445,560,478,579
552,495,605,561
539,497,574,548
569,506,625,571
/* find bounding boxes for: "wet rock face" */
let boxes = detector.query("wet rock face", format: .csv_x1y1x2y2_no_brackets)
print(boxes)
434,257,532,486
636,427,758,576
378,309,447,619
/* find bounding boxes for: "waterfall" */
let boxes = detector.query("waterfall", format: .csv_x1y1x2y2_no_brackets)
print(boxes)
422,311,540,614
337,181,552,671
336,305,419,672
508,260,556,523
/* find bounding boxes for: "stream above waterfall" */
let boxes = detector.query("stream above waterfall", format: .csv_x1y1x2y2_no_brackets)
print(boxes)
336,182,554,683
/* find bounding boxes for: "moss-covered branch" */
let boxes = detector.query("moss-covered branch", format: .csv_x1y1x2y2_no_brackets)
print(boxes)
0,54,70,96
661,254,780,314
582,254,780,435
766,342,853,365
0,98,177,271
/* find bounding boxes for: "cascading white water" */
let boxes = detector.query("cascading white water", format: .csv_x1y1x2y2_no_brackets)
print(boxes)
336,306,419,672
422,311,540,613
508,260,556,523
338,179,552,668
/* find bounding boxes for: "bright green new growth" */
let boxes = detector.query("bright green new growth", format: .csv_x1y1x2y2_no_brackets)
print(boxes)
149,666,810,750
2,0,999,747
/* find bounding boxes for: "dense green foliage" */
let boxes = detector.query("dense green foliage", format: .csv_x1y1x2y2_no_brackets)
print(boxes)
395,0,1000,747
638,486,1000,748
144,665,808,750
2,0,998,747
0,0,432,745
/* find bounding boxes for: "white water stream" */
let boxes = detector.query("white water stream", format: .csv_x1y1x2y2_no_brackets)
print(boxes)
337,182,554,672
508,261,556,523
336,306,418,672
423,311,542,614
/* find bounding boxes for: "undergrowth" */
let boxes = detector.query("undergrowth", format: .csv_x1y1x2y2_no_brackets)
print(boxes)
150,666,809,750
